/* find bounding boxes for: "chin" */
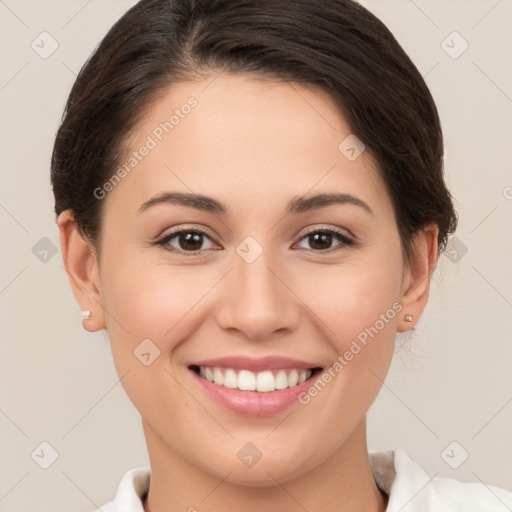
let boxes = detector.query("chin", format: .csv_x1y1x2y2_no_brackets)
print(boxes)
218,465,296,487
199,447,317,488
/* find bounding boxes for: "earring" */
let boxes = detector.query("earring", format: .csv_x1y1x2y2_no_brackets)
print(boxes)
404,314,413,322
82,310,91,320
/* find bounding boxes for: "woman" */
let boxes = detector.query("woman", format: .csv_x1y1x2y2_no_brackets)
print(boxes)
51,0,512,510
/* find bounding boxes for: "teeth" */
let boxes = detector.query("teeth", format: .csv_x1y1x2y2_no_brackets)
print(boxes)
238,370,256,391
275,370,289,389
196,366,313,392
213,367,224,386
257,371,275,392
223,369,238,389
204,367,214,382
288,369,299,387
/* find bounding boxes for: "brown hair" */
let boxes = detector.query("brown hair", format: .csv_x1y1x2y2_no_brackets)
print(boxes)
51,0,457,259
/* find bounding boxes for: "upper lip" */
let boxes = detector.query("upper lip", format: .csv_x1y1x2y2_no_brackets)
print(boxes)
189,355,322,372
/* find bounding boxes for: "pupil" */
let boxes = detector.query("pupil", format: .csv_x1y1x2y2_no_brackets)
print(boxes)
180,232,202,251
310,232,332,250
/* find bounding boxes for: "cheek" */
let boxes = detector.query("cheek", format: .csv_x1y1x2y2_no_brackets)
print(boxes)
306,257,403,346
298,249,403,392
99,246,216,358
292,261,402,437
97,252,205,415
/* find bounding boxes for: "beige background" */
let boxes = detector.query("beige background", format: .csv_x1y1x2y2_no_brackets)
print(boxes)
1,0,511,510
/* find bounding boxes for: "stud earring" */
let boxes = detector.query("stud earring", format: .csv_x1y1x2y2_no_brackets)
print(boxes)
82,310,91,320
404,314,413,322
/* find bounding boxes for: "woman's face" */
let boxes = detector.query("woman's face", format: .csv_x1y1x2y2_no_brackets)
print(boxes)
90,73,416,484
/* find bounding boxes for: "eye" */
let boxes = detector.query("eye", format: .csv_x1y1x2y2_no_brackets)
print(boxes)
154,226,355,255
155,228,217,254
295,228,354,252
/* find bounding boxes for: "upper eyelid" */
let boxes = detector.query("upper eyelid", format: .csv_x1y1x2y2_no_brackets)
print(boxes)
155,224,216,241
157,225,354,250
298,225,353,239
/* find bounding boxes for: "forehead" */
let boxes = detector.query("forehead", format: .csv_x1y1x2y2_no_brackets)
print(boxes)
107,73,391,218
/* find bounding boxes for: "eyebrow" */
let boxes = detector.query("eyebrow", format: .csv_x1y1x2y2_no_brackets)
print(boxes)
138,191,373,216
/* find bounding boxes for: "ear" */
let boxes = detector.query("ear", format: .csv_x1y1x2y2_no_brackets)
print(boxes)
57,210,106,332
397,224,439,332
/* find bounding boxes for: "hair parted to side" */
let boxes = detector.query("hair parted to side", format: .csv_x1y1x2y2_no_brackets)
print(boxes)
51,0,457,259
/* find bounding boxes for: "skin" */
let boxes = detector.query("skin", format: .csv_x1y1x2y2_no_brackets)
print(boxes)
58,73,438,512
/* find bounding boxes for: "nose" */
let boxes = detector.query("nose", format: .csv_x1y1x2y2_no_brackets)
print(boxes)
214,248,301,342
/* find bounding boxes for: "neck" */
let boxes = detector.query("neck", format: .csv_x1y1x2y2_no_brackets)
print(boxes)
142,417,388,512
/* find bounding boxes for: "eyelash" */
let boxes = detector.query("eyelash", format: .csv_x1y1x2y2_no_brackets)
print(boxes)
153,226,356,255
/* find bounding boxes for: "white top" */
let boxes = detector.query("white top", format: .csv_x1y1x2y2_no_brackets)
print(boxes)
93,449,512,511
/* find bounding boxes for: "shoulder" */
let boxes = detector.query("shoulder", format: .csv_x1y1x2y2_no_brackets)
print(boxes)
370,448,512,511
89,466,151,512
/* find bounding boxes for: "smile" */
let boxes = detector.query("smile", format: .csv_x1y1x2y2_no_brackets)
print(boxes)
188,357,324,417
190,365,320,392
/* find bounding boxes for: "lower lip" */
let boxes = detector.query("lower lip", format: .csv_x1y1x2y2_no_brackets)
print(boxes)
189,368,320,417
